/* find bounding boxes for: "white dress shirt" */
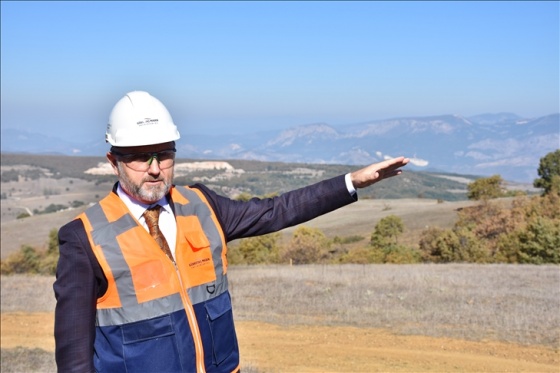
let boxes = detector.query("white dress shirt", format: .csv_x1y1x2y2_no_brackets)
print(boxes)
117,184,177,259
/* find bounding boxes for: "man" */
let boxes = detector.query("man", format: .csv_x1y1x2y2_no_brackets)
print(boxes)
54,90,409,373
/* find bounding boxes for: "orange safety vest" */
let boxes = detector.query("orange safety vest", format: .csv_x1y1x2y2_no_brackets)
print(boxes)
78,185,239,373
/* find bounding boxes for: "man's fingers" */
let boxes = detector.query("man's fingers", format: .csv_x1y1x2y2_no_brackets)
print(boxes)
379,157,408,170
351,156,409,189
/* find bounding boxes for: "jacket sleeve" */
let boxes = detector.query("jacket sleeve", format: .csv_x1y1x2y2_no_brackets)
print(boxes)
193,174,357,241
53,219,106,373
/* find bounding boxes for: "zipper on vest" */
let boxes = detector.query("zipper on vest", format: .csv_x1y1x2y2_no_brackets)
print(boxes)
173,261,206,373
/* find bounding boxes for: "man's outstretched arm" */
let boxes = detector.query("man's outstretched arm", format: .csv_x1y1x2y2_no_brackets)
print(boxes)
195,156,409,241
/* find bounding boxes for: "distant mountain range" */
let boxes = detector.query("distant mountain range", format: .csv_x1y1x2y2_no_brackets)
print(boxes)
2,112,558,183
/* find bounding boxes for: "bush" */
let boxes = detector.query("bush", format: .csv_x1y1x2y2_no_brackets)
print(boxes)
16,212,31,219
467,175,505,200
0,228,59,275
235,232,281,264
418,226,489,263
370,215,404,247
70,200,85,208
281,226,331,264
383,244,422,264
419,190,560,264
497,217,560,264
451,227,489,263
42,204,67,214
455,200,518,256
235,192,253,202
1,245,41,274
333,235,364,244
1,169,20,182
418,227,459,263
338,247,376,264
366,215,419,263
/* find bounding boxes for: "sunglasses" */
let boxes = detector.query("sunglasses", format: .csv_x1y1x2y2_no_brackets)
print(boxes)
111,148,176,172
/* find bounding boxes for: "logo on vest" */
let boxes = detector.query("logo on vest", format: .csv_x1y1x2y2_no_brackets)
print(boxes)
189,257,211,268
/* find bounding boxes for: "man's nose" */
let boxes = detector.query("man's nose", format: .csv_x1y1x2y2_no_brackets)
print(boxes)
147,158,161,174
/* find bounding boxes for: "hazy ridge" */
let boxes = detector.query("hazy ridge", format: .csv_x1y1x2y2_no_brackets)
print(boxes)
2,112,558,183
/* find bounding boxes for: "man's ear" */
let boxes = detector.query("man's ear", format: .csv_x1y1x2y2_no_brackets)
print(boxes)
106,152,119,176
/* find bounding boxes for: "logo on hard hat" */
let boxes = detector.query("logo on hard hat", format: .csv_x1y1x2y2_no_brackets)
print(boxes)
137,118,159,126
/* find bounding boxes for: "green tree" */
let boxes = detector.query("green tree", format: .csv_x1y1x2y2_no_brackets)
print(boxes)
534,150,560,195
467,175,505,200
369,215,419,263
504,217,560,264
370,215,404,248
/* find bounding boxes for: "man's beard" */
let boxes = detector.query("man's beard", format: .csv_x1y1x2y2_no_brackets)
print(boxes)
117,162,173,204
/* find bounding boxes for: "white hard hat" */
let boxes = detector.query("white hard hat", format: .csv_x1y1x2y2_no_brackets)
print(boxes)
105,91,181,147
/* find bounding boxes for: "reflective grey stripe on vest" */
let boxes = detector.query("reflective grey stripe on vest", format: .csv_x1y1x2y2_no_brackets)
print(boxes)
85,202,184,326
173,186,228,305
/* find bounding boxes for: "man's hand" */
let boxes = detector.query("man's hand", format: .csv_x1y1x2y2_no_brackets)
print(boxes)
351,156,410,189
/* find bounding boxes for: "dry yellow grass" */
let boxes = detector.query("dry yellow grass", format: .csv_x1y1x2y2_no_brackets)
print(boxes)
2,265,559,372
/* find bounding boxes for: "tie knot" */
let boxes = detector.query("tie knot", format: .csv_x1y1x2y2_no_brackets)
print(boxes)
143,205,162,228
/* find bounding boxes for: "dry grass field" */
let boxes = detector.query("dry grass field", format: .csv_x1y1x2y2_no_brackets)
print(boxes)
2,264,559,372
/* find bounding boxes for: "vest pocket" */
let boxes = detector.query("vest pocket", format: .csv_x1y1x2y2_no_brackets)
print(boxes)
205,291,237,365
121,314,182,372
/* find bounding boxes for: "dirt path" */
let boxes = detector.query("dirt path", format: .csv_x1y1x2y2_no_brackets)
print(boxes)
237,321,559,372
2,313,558,372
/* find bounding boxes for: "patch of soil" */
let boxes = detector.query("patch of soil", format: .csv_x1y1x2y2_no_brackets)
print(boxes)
1,313,55,352
237,321,559,372
2,313,558,372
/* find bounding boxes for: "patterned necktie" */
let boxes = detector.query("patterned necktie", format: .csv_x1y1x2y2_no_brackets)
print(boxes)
143,205,174,261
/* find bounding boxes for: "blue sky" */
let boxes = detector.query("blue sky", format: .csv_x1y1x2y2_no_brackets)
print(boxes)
1,1,558,142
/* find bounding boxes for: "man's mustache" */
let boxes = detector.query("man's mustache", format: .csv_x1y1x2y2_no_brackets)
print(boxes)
142,177,166,183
